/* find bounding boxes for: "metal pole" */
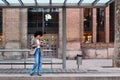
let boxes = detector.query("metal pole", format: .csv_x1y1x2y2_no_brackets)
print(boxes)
62,7,66,69
42,8,45,34
37,8,38,30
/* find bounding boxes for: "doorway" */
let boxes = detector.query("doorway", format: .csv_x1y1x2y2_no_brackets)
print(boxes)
27,8,59,58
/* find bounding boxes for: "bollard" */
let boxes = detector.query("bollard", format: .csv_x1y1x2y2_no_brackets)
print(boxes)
76,54,83,69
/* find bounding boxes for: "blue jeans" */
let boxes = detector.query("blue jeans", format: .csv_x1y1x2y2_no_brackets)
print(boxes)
30,48,42,75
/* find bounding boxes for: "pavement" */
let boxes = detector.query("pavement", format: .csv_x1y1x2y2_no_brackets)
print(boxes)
0,58,119,80
0,58,120,77
0,58,113,69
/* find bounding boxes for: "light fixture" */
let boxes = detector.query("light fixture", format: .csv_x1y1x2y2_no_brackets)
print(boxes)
45,14,52,21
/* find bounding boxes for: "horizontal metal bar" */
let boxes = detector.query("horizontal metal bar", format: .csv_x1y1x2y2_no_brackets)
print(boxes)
26,63,62,64
0,49,53,52
0,49,31,52
0,62,62,65
0,5,106,8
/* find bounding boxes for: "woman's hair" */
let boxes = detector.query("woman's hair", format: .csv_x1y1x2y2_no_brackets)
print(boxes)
34,31,43,37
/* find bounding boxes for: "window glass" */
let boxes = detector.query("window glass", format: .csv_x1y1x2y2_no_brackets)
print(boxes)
110,2,115,42
0,9,2,48
97,8,105,42
83,8,93,43
28,8,59,34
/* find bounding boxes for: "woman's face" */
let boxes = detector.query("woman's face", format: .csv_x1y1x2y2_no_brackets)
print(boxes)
36,35,41,39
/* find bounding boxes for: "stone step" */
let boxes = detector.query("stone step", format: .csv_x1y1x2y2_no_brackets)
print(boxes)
0,76,120,80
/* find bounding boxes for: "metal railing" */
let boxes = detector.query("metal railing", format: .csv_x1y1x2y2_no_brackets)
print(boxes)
0,49,62,69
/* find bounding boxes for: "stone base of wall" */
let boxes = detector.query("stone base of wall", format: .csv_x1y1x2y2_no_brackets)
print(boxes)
66,49,82,59
58,48,62,59
58,48,82,59
3,42,22,60
82,48,114,59
58,48,114,59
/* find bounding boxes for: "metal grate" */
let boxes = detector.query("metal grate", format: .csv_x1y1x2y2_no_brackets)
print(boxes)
27,34,58,58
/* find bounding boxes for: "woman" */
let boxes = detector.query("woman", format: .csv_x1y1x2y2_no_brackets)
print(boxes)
30,31,43,76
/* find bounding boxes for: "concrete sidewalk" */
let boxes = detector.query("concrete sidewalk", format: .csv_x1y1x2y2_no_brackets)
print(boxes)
0,59,118,74
0,58,113,69
0,59,120,80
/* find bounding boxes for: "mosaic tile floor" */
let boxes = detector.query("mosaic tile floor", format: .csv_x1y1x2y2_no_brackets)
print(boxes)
0,68,87,74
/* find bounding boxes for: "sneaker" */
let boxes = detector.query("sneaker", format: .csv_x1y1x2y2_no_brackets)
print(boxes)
30,73,34,76
38,74,42,76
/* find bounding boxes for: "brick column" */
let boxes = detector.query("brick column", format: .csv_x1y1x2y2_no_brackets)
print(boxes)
3,8,21,59
66,8,81,59
3,8,20,48
20,9,28,48
58,8,85,59
92,8,97,43
105,6,110,43
79,8,84,44
2,8,28,59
